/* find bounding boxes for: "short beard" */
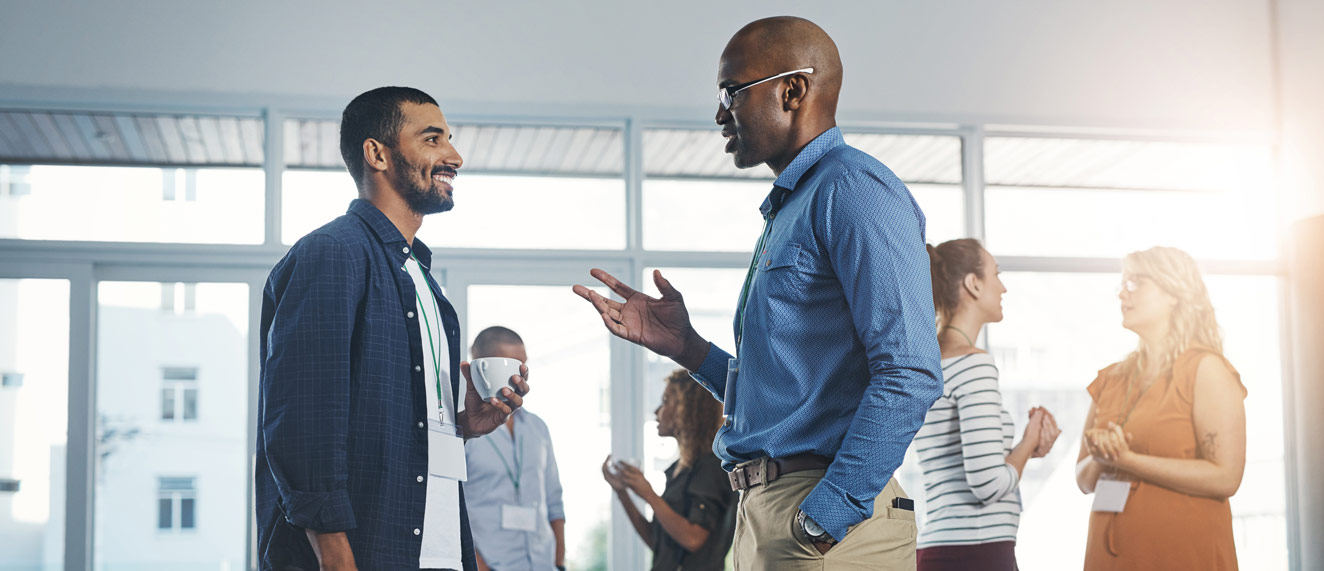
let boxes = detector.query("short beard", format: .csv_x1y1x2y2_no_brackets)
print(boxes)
390,147,453,216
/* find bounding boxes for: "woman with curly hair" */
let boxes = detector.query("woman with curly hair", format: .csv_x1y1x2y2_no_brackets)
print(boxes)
1077,246,1246,570
602,369,737,570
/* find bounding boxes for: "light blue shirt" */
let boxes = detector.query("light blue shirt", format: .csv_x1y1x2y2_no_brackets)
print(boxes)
690,127,943,541
462,409,564,570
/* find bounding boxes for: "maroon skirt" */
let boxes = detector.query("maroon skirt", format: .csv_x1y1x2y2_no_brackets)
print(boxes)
917,541,1018,571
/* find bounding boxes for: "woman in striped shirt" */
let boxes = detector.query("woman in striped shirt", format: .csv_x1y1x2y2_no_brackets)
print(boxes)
914,238,1062,571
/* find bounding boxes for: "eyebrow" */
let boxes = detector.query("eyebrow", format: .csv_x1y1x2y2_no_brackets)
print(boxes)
420,126,450,140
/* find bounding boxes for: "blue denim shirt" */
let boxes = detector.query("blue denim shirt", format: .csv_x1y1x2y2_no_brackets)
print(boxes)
690,128,943,541
256,199,476,570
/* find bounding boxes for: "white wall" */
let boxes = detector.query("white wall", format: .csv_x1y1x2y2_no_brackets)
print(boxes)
1276,0,1324,220
0,0,1275,131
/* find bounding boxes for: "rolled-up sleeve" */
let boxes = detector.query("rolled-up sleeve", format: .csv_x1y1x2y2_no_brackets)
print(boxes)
799,173,943,541
259,234,362,532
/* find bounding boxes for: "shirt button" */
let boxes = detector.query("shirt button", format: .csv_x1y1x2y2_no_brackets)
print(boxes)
417,475,424,483
413,528,421,536
418,421,425,428
414,365,422,372
765,259,771,267
403,247,410,254
407,311,415,318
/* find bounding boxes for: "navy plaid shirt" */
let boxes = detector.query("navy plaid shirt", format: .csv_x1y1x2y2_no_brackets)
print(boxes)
690,128,944,541
256,198,476,571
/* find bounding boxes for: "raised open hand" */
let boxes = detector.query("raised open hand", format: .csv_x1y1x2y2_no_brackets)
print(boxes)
572,269,709,369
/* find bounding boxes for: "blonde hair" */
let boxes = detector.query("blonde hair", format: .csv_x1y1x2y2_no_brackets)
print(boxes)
1119,246,1223,378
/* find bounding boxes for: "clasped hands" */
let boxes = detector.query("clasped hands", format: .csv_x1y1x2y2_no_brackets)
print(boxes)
1085,421,1135,467
601,456,659,502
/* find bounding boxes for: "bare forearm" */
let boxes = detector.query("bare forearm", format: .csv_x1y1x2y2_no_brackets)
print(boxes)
550,519,566,566
475,550,490,571
305,530,357,571
644,494,710,553
616,489,656,550
1076,456,1106,494
1117,453,1242,498
1005,439,1035,477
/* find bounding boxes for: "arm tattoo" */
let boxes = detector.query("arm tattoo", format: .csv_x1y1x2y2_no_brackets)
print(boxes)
1199,431,1219,462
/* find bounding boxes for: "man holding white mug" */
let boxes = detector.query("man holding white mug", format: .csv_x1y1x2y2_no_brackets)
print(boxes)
257,87,531,571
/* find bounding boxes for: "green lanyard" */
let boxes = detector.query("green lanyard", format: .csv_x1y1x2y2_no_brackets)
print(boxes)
485,432,524,497
734,213,775,349
410,255,447,416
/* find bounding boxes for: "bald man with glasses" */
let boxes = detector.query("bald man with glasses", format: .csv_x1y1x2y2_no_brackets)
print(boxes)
575,16,942,570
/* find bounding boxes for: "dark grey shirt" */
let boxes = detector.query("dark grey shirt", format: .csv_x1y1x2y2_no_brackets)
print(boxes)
650,454,737,571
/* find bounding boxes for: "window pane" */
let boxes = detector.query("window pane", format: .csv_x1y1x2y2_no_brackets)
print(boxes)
161,388,175,421
283,171,626,250
983,137,1277,260
0,165,264,243
281,170,357,245
96,282,248,569
418,175,625,250
158,498,173,530
183,389,198,421
958,272,1288,570
466,285,612,568
180,497,196,530
0,279,69,569
642,130,964,251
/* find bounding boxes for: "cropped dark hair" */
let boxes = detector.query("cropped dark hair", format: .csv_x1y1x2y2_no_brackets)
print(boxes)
339,86,438,188
926,238,986,326
471,326,525,359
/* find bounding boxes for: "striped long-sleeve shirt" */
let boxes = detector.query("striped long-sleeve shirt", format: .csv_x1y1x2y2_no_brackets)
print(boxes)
914,352,1021,548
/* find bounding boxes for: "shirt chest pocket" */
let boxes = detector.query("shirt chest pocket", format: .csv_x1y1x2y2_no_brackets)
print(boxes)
755,241,809,314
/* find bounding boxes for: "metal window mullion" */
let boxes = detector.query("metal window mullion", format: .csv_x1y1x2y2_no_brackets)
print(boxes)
962,126,986,242
246,272,265,571
65,263,95,571
263,108,285,248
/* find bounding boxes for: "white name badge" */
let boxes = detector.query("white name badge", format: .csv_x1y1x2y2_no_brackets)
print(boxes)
1091,479,1131,512
501,504,538,531
428,419,467,481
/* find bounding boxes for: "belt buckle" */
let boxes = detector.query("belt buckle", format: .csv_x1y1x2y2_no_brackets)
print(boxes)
728,468,746,491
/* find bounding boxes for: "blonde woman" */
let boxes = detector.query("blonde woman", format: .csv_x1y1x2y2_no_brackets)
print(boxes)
602,369,737,571
915,238,1061,571
1077,246,1246,570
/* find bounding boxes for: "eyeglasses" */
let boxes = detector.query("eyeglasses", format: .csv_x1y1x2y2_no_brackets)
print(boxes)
717,67,815,110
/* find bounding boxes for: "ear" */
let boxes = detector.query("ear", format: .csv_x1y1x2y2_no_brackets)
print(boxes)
362,138,390,177
962,272,982,301
782,74,810,111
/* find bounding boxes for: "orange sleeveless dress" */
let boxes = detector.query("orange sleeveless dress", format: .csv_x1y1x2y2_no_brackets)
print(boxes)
1083,347,1245,571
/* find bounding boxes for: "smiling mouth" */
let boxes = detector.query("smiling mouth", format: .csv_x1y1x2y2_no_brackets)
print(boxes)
432,169,456,187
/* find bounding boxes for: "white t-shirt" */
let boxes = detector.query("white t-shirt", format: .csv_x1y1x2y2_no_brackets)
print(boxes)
406,257,464,570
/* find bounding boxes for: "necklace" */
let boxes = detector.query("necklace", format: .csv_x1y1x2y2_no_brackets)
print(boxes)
942,325,976,348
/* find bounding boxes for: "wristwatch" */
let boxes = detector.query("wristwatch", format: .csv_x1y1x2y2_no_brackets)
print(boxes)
796,510,837,545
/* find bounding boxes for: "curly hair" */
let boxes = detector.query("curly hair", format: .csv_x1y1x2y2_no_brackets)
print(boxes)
663,369,724,471
1119,246,1224,377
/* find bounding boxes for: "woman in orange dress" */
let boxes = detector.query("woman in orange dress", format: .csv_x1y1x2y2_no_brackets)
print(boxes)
1076,246,1246,570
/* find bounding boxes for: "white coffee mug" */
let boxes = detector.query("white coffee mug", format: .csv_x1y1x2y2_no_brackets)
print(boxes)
470,357,523,402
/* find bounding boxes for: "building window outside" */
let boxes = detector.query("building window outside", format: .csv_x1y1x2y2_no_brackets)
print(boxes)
160,282,197,314
161,168,198,202
1,371,23,387
0,165,33,196
157,477,197,531
161,367,198,422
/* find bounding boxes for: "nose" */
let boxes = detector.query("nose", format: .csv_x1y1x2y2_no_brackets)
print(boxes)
443,139,464,170
654,405,662,416
715,103,732,126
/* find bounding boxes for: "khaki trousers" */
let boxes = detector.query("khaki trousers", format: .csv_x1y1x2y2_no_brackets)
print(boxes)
732,465,916,570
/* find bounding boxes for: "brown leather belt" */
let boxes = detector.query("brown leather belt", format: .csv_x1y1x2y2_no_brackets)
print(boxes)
728,453,832,491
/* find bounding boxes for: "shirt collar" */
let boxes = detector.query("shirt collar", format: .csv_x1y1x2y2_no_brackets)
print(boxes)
761,127,844,216
347,198,436,268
